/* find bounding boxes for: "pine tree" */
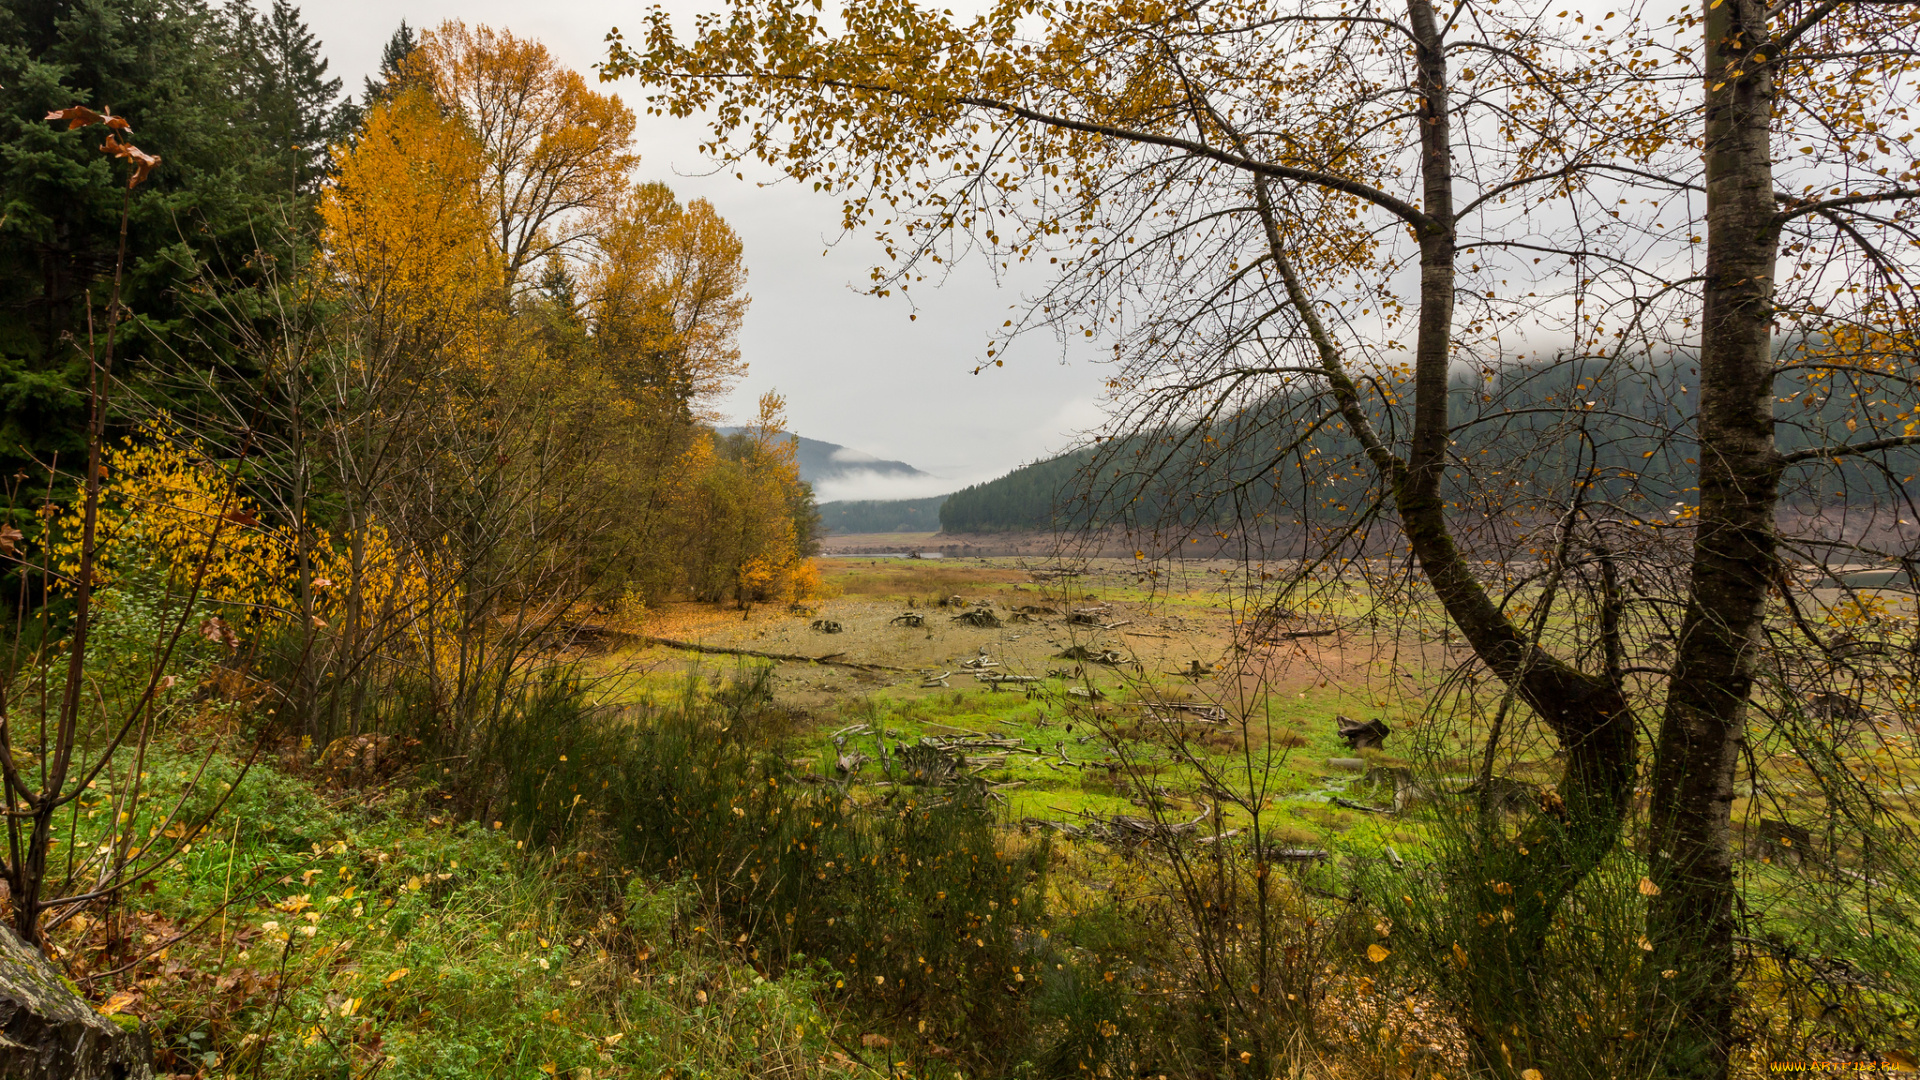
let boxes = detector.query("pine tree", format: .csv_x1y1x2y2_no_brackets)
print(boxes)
360,20,418,105
0,0,292,473
225,0,352,192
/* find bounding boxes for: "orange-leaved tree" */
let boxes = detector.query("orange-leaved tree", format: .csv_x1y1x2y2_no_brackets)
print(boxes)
414,21,639,297
319,82,498,359
584,182,749,421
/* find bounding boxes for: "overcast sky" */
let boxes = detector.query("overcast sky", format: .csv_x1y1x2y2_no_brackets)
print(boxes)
298,0,1106,500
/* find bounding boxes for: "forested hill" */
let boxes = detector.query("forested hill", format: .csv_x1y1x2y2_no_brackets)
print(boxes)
938,450,1094,532
937,354,1919,534
818,495,947,534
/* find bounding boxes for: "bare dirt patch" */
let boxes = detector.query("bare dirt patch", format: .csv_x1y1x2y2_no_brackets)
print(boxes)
626,557,1386,715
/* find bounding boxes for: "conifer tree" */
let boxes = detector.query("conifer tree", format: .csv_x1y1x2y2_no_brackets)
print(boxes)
360,21,418,105
225,0,354,192
0,0,288,472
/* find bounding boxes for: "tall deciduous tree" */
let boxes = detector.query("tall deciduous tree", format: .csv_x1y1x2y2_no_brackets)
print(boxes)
585,182,748,419
318,83,498,359
607,0,1920,1073
414,22,639,297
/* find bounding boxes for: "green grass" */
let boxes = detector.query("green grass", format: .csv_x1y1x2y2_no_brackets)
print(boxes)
69,743,856,1080
67,558,1916,1080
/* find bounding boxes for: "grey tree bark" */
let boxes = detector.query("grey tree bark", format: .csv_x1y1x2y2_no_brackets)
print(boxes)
1648,0,1786,1074
0,924,153,1079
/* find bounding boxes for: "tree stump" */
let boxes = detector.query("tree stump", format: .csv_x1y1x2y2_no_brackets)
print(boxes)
0,924,153,1078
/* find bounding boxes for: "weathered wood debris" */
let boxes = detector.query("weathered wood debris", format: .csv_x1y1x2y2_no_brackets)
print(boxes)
1056,644,1129,664
1020,804,1212,847
1337,714,1392,750
1139,700,1230,723
637,635,900,672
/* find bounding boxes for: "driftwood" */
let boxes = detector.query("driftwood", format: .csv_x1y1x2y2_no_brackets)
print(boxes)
1057,645,1129,664
1362,767,1431,815
1259,846,1332,862
895,743,965,785
1138,700,1229,723
871,734,1041,787
888,612,925,627
638,636,902,672
953,609,1003,628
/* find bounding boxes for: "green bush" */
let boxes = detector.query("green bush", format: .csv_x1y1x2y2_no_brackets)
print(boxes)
479,665,1059,1072
1352,800,1656,1080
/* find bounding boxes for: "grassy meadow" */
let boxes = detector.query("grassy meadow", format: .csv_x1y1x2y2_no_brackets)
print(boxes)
46,555,1919,1079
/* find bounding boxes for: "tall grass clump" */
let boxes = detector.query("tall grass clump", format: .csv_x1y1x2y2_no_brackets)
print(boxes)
1353,795,1659,1080
475,665,1060,1072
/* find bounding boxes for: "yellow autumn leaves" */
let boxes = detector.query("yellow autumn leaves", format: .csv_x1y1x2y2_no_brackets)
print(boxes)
46,418,419,628
309,21,809,608
320,85,497,359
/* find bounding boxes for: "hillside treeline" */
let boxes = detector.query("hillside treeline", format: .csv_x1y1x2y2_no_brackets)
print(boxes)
941,351,1917,537
818,494,947,533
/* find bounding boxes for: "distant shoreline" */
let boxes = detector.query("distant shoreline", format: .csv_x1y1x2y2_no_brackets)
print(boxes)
816,531,1076,558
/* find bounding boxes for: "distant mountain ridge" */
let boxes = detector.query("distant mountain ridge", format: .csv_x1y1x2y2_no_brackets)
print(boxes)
715,428,930,487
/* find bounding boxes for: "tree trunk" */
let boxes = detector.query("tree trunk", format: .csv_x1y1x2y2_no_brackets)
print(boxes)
1391,7,1640,1066
1647,0,1783,1074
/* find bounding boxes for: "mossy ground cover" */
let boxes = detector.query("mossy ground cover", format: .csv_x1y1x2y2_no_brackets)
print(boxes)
592,558,1468,873
57,741,858,1080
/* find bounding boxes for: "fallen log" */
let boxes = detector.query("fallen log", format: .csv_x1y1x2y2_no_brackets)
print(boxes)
637,636,903,672
1258,628,1338,642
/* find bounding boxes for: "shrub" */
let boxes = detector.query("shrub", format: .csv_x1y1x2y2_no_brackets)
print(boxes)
477,665,1057,1071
